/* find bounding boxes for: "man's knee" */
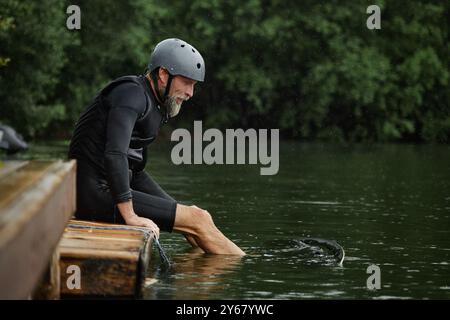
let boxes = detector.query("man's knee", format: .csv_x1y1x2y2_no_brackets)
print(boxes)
174,204,215,235
189,206,216,233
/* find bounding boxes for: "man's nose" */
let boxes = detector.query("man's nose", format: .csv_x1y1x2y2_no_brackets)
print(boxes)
185,84,194,99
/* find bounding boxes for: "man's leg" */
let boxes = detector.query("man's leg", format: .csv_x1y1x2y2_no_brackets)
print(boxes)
131,171,244,254
184,234,199,248
173,204,246,256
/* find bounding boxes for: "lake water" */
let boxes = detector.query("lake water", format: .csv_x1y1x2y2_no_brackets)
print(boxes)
11,141,450,299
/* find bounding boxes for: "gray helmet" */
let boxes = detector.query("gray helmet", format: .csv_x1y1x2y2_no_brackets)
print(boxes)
148,38,205,82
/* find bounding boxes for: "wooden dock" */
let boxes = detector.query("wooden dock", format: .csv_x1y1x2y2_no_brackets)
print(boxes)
59,219,153,298
0,160,155,299
0,160,76,299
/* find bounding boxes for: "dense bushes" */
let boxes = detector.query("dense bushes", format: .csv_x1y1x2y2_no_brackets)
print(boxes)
0,0,448,142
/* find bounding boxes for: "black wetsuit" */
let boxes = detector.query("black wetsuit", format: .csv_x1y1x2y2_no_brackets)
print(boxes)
68,75,177,232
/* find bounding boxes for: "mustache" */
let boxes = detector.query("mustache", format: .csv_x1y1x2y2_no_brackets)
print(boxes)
175,95,189,102
168,93,189,101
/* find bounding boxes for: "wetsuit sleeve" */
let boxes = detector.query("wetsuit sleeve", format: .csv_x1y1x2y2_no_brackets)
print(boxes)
104,83,146,203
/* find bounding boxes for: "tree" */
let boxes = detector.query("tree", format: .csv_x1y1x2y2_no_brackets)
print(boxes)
0,0,73,137
0,0,448,142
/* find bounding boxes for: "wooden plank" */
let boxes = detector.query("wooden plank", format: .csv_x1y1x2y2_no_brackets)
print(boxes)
0,161,54,214
32,247,61,300
66,219,152,237
60,257,138,297
0,161,28,180
59,219,153,298
60,248,139,260
60,238,141,256
0,160,76,299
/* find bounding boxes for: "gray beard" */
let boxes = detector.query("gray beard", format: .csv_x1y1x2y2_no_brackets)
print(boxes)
163,96,182,118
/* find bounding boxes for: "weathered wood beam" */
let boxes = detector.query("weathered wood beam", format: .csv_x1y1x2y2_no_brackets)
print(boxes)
59,220,153,298
32,246,61,300
0,160,76,299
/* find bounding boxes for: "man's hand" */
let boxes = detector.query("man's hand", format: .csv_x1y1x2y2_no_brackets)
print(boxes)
117,200,160,238
125,214,160,239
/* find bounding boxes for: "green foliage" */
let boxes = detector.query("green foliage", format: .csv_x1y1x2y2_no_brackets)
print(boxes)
0,0,73,136
0,14,14,67
0,0,448,142
52,0,156,134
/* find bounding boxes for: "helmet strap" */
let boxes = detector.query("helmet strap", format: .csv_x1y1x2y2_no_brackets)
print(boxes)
151,68,173,105
150,69,173,123
164,74,173,100
161,74,173,123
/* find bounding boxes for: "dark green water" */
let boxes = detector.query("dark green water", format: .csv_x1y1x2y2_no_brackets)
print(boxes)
144,142,450,300
8,141,450,299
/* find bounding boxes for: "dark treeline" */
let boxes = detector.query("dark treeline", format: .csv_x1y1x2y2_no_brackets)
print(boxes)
0,0,448,142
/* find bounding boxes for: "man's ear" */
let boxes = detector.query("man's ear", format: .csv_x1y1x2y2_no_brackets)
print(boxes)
158,68,169,86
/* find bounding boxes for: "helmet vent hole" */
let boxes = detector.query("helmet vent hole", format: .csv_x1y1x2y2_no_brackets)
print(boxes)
197,63,201,69
181,44,185,47
192,48,196,53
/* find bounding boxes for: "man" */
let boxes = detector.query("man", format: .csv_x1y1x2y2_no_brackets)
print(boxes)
69,38,245,255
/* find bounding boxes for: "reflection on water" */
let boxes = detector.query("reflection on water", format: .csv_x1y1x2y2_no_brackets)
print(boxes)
145,249,244,300
146,237,346,299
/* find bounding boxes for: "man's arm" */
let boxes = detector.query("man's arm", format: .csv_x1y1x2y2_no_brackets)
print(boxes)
103,83,159,237
104,105,137,202
117,200,159,238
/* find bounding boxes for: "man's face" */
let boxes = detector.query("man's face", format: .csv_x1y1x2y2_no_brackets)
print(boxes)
169,75,197,105
158,69,197,118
